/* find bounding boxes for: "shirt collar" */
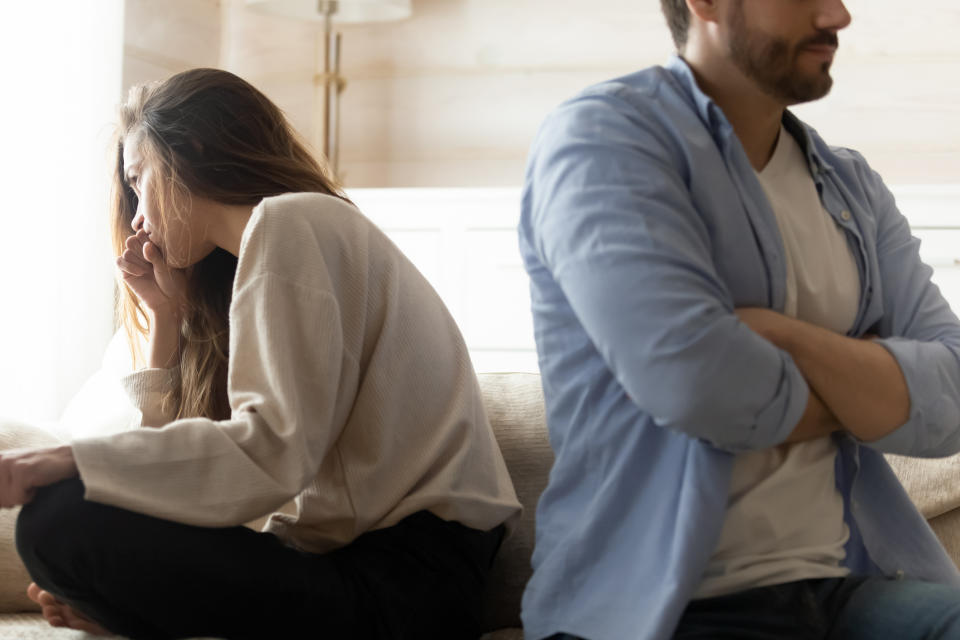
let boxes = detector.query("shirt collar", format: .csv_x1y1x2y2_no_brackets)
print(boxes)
781,110,833,178
665,54,730,135
665,54,834,178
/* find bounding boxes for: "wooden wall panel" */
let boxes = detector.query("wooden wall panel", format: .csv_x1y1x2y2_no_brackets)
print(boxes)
123,0,960,188
122,0,221,91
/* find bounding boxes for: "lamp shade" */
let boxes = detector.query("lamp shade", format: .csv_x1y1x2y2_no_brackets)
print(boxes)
245,0,411,24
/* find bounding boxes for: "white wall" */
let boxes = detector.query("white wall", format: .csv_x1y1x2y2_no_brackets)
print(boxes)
0,1,124,423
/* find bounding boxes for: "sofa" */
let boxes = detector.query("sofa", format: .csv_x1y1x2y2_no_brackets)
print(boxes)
2,371,960,639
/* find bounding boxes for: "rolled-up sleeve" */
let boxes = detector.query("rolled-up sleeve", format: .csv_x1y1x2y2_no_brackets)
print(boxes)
854,156,960,457
525,91,809,452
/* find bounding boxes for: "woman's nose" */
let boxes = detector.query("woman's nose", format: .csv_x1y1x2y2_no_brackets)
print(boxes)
131,211,144,232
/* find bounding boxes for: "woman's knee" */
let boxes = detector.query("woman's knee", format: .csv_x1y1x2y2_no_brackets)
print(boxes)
15,477,90,573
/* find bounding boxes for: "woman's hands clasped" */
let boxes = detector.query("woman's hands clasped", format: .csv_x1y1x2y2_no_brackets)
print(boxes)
116,229,188,317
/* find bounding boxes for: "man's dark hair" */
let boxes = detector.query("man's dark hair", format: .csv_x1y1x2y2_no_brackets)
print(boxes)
660,0,691,50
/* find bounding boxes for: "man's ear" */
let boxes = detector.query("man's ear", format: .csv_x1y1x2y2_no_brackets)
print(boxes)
687,0,723,25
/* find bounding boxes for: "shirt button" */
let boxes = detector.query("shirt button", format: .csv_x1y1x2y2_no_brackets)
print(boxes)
841,210,852,221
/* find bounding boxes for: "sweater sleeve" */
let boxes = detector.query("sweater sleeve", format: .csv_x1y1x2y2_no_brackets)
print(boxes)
119,367,179,428
71,272,349,527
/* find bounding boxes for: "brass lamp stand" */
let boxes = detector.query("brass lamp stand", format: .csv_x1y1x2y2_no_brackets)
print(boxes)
245,0,413,180
318,1,344,174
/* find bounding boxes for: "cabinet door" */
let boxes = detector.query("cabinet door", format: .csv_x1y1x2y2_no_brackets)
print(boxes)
913,229,960,315
350,188,539,372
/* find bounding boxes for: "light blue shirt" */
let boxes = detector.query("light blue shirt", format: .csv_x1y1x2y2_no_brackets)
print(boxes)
518,55,960,640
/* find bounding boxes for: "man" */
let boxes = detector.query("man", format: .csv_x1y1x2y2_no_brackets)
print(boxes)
518,1,960,639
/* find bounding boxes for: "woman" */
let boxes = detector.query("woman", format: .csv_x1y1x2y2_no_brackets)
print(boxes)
0,68,520,639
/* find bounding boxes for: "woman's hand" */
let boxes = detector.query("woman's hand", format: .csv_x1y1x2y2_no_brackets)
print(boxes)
116,229,188,318
0,445,78,508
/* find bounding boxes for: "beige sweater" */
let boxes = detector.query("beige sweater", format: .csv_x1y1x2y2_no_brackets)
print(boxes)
72,193,521,553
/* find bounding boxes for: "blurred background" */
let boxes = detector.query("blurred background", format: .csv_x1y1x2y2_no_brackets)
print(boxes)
0,0,958,425
124,0,960,187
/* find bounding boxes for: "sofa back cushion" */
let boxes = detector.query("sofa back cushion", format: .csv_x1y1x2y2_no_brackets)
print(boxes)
477,373,552,632
0,420,62,613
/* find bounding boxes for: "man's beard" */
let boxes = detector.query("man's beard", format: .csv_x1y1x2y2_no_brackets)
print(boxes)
728,0,838,105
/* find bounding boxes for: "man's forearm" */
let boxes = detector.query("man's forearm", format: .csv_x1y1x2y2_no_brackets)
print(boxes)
738,308,911,442
781,322,910,441
784,388,843,444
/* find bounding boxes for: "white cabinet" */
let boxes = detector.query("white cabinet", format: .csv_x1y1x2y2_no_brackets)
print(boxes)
349,188,538,373
897,186,960,314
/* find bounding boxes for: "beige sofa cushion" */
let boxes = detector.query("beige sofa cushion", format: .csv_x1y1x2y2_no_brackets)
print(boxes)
0,421,62,613
885,453,960,521
929,508,960,570
886,452,960,570
477,373,552,633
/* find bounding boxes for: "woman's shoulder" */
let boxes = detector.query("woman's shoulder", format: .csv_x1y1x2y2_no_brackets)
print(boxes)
245,192,369,248
259,191,362,227
236,191,380,289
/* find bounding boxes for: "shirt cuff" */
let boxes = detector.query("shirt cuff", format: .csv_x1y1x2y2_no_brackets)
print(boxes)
120,368,177,402
119,367,179,427
867,337,960,455
741,353,810,451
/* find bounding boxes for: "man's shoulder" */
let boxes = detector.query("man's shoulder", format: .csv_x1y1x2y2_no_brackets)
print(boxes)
795,122,890,216
578,65,672,101
790,117,868,170
806,127,878,186
549,64,681,122
530,63,700,163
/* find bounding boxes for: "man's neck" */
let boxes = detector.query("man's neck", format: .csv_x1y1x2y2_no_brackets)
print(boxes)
682,52,785,172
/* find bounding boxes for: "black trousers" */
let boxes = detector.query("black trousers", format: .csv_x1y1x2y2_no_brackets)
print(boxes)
16,478,504,640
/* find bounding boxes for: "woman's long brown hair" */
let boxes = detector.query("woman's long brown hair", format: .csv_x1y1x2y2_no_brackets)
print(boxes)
110,68,344,421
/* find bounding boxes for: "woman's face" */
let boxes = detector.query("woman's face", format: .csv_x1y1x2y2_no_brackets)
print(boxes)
122,134,215,269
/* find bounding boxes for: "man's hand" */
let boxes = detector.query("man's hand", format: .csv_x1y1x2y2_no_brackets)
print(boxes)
0,445,78,508
736,307,910,443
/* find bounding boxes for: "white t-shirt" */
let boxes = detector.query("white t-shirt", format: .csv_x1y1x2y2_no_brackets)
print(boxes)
694,125,861,599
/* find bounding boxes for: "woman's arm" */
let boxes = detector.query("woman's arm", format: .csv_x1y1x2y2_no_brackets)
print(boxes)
117,229,186,427
0,310,182,507
146,307,180,370
0,446,77,508
68,273,348,527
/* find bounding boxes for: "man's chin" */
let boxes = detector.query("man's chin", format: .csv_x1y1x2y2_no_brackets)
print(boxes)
776,67,834,105
802,75,834,102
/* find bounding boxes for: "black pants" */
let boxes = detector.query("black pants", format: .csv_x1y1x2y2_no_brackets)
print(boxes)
16,478,504,640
